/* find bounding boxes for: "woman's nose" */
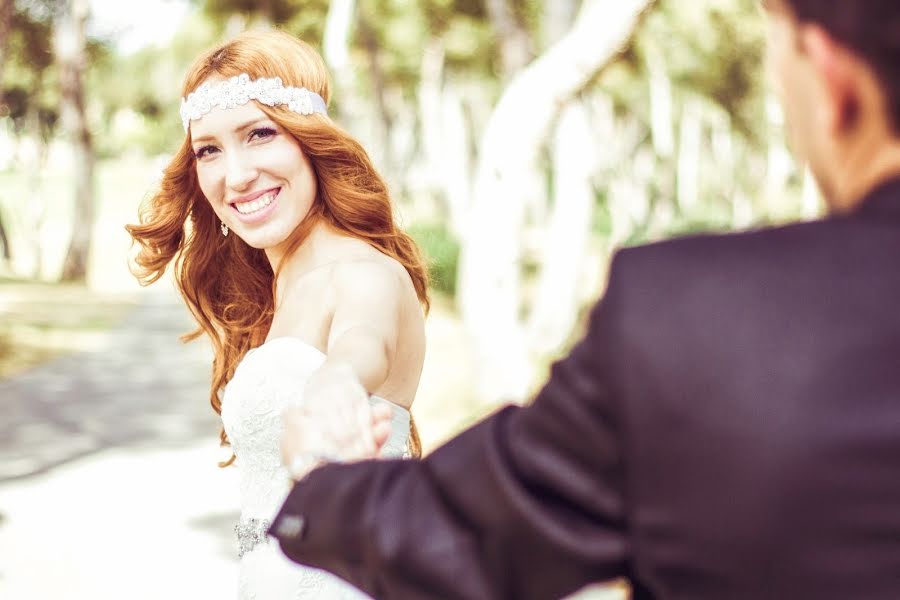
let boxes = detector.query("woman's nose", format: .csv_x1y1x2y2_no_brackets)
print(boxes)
225,152,258,191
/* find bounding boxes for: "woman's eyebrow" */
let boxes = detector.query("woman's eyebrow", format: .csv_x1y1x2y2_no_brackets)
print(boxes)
191,118,272,144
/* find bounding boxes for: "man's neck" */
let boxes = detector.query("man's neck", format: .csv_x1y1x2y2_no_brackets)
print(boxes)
828,134,900,213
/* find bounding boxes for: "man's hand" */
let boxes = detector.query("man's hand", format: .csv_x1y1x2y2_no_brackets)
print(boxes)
280,363,395,480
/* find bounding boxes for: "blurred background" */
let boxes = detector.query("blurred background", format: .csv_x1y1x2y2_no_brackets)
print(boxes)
0,0,816,597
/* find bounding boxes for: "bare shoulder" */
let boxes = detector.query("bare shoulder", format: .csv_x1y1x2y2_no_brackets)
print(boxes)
329,251,416,306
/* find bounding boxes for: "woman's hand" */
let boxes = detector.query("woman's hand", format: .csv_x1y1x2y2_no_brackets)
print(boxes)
280,363,394,480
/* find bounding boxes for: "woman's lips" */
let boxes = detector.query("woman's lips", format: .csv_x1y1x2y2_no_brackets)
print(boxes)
230,187,280,224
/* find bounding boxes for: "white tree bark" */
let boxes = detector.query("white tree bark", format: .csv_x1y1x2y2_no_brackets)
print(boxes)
439,84,472,237
23,110,49,279
417,38,447,206
485,0,533,77
56,0,94,282
526,102,596,355
0,0,12,263
417,45,474,233
323,0,356,75
322,0,368,151
224,13,248,38
357,20,398,187
764,95,793,216
647,45,675,159
458,0,655,404
676,96,702,214
543,0,579,48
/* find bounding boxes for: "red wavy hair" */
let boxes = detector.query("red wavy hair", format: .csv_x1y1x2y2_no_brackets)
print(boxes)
126,30,428,463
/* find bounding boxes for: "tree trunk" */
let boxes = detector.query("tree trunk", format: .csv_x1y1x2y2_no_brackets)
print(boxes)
526,101,596,355
764,95,793,217
543,0,579,48
0,0,12,71
20,105,51,278
258,0,277,25
224,13,248,38
323,0,356,85
458,0,656,404
676,96,702,214
647,45,675,159
485,0,533,77
416,39,473,234
0,0,14,264
357,19,397,188
439,84,472,237
322,0,396,186
322,0,366,125
56,0,94,282
416,39,449,212
527,0,590,355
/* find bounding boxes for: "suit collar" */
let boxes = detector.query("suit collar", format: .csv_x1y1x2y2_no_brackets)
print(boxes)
855,176,900,219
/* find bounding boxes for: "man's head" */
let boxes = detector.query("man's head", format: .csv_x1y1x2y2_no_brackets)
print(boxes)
762,0,900,210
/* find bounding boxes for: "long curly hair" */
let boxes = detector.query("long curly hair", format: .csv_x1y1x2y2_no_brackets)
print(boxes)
126,30,428,463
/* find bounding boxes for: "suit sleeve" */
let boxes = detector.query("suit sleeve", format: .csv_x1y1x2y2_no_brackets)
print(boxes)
270,256,631,600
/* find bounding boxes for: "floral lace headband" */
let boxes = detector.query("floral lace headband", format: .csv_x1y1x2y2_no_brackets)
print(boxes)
180,73,328,132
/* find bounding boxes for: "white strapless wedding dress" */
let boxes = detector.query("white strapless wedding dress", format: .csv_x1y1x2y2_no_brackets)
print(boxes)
221,337,411,599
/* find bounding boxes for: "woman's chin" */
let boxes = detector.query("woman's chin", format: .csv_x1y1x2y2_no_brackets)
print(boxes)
235,230,289,251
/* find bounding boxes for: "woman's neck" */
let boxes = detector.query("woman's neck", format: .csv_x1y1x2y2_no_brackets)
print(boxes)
269,221,330,283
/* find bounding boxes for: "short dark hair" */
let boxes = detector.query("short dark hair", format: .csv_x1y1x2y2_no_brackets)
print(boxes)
785,0,900,132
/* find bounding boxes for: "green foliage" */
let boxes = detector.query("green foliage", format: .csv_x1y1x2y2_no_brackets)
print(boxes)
628,0,767,146
202,0,316,26
85,13,219,157
0,4,68,149
280,0,331,43
408,221,460,297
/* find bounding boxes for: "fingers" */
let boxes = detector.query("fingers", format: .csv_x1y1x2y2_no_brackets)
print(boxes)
370,403,393,422
369,403,394,455
280,406,311,469
285,366,405,467
352,400,377,458
372,419,392,451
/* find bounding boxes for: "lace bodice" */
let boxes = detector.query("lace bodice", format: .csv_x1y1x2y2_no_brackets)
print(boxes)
221,336,411,599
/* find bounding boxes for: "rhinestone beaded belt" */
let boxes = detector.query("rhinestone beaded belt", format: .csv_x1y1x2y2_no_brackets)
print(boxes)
235,517,271,558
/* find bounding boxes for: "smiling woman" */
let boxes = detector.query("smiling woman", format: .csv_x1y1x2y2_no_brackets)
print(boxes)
124,29,430,600
189,105,319,253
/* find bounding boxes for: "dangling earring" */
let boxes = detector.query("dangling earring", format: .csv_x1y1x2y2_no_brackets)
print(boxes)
221,221,229,237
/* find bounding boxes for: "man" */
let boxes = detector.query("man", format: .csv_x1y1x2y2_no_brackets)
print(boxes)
270,1,900,598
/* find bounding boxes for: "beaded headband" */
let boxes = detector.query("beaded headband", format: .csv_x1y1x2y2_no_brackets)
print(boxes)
180,73,328,132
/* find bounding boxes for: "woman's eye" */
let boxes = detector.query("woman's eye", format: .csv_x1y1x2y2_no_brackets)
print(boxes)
249,127,276,142
194,145,217,159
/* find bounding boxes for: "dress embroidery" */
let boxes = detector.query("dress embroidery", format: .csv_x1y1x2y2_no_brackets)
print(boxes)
221,337,412,600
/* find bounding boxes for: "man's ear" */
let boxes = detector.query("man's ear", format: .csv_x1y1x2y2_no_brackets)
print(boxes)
799,23,859,133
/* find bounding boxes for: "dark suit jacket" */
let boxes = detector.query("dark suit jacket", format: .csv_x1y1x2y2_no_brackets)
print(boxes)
270,177,900,599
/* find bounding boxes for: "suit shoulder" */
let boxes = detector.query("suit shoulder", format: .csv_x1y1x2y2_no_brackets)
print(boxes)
610,219,829,282
600,219,841,325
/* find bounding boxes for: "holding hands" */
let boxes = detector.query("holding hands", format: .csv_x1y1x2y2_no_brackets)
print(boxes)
280,362,394,480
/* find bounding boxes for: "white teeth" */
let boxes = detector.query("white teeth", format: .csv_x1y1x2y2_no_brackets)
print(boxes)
235,191,276,215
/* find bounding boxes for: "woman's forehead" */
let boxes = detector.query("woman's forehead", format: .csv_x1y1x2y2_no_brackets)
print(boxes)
188,101,269,142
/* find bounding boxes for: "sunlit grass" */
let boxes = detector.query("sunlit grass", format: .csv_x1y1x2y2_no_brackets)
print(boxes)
0,277,137,378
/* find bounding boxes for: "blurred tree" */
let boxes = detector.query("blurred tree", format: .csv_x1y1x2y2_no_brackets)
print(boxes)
503,0,772,261
1,0,64,277
0,0,14,263
201,0,303,27
526,0,592,356
458,0,657,404
55,0,93,282
484,0,533,78
541,0,577,47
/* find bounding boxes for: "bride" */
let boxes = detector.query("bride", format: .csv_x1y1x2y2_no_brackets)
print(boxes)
126,29,429,599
